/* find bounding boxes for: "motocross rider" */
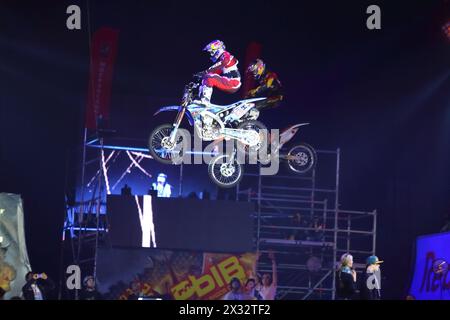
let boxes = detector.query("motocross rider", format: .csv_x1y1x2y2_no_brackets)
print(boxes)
246,59,283,110
194,40,242,106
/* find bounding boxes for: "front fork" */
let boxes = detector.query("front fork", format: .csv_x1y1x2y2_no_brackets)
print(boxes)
169,107,186,143
227,148,237,165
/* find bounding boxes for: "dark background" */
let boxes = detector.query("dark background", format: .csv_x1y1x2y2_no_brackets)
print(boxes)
0,0,449,299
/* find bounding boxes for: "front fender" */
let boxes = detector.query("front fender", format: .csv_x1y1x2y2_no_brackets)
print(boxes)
154,105,195,126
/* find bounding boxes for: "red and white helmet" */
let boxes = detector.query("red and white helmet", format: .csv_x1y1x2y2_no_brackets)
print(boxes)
203,40,226,62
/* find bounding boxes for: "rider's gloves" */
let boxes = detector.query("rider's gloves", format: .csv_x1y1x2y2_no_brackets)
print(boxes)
247,88,257,97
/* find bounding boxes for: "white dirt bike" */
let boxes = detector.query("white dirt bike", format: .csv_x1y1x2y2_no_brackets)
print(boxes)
148,75,268,182
148,75,317,188
207,123,317,188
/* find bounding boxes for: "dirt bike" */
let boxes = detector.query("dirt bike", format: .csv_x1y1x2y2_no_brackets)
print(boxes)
207,123,317,188
148,75,317,188
148,74,269,165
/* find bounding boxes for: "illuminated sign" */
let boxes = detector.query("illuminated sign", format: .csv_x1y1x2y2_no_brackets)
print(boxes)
409,232,450,300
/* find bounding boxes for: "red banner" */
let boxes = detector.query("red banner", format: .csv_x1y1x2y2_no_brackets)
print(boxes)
242,41,262,98
85,27,119,129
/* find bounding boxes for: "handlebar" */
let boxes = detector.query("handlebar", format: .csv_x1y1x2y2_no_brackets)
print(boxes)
193,72,205,79
186,72,205,89
182,73,204,100
186,81,199,89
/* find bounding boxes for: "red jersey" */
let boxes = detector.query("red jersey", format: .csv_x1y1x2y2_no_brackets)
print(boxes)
207,51,240,79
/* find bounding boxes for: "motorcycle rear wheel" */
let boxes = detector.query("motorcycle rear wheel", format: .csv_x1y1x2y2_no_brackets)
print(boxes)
148,124,185,165
286,143,317,174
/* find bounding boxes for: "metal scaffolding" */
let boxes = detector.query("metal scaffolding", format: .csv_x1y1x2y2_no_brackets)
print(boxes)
60,137,377,300
236,148,377,300
59,128,107,299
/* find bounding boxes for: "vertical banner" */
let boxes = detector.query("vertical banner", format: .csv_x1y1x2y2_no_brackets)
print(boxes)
85,27,119,129
241,41,262,98
0,193,31,299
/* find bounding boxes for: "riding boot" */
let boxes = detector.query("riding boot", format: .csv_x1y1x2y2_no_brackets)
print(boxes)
195,85,213,106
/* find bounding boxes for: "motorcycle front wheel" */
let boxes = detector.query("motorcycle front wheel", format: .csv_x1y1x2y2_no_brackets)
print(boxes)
208,154,244,188
286,143,317,174
148,124,185,165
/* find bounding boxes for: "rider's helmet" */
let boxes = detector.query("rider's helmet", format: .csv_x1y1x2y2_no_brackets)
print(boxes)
247,59,266,80
203,40,226,63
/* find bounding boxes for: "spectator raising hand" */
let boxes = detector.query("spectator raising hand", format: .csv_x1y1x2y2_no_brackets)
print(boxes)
258,250,277,300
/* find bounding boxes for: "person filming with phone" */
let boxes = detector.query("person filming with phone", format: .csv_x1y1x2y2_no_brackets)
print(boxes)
22,271,55,300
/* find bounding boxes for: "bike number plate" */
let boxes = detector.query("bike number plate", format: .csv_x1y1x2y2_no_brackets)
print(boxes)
232,105,251,118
